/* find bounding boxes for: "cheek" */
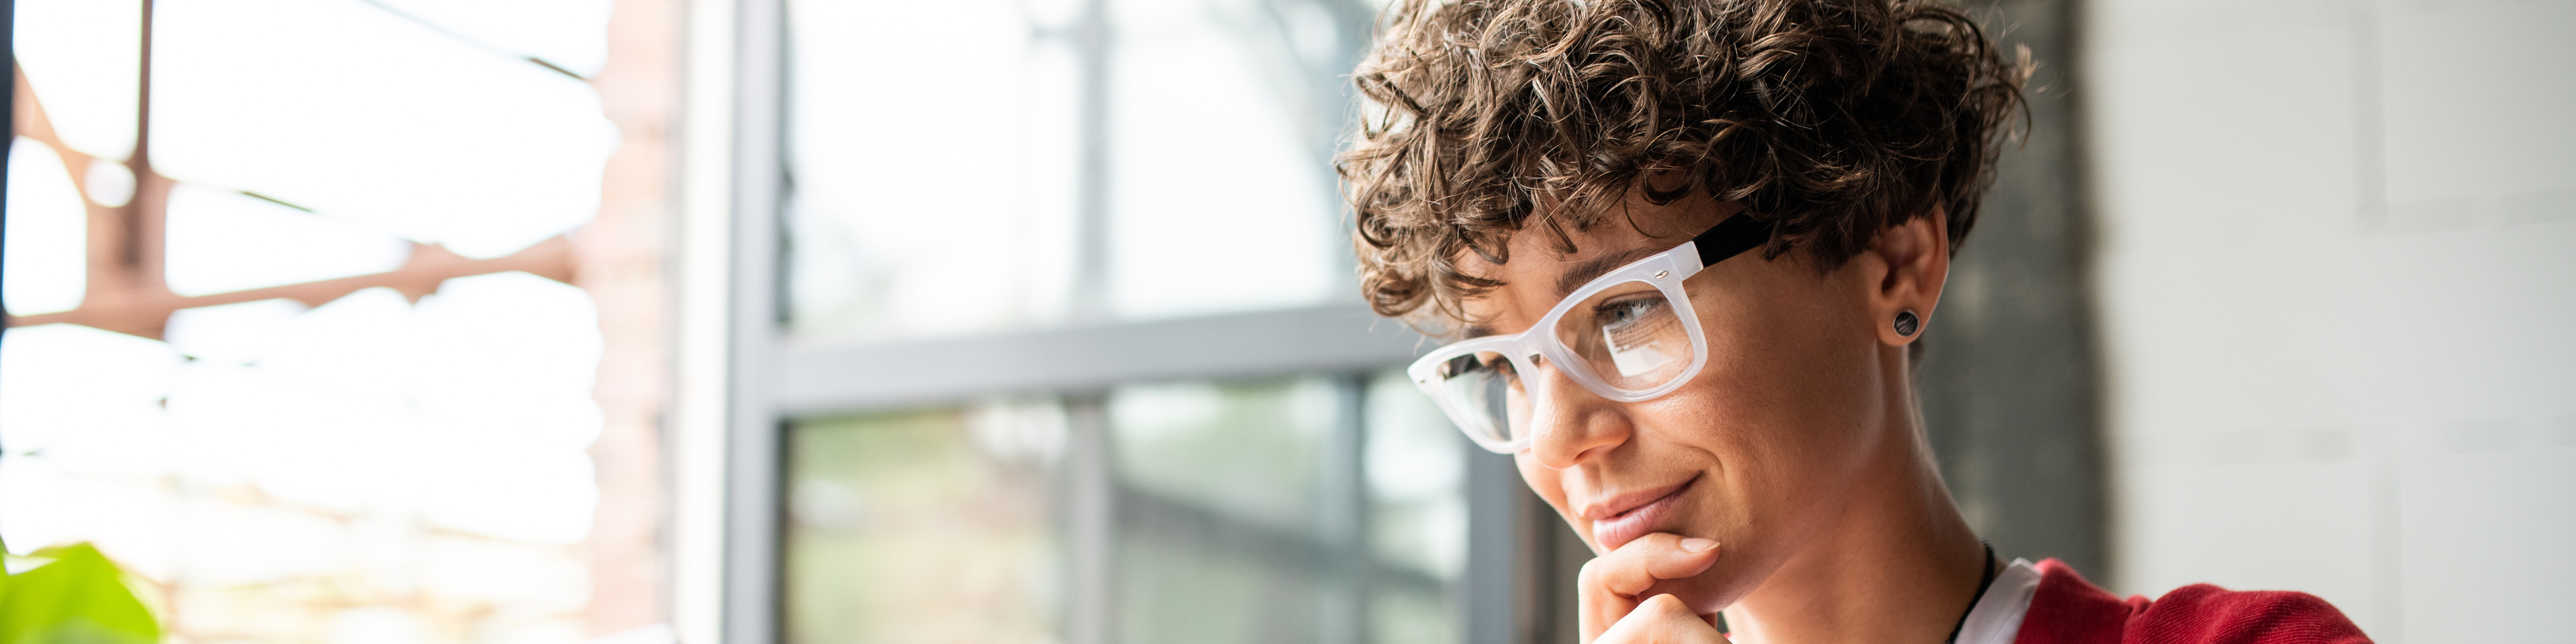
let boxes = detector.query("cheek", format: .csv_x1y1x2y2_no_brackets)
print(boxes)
1656,266,1887,518
1693,270,1884,456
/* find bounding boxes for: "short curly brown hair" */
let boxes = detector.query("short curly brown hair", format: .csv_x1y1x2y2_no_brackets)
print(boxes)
1339,0,2028,324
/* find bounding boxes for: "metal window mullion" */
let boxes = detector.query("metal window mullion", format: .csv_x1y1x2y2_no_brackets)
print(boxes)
722,0,789,641
1462,443,1522,644
1065,0,1118,637
773,305,1424,416
671,0,744,639
1065,392,1119,644
1318,372,1370,644
1069,0,1113,322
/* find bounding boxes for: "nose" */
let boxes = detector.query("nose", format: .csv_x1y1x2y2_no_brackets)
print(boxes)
1523,357,1631,470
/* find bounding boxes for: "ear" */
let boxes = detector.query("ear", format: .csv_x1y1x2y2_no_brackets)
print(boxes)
1866,207,1951,347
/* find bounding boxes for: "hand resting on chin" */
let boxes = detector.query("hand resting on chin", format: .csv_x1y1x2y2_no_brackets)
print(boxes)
1580,533,1731,644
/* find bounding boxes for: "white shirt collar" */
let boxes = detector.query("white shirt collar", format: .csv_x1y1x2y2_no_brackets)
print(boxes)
1954,558,2044,644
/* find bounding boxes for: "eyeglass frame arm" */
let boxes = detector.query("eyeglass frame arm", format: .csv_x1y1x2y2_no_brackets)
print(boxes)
1690,212,1775,269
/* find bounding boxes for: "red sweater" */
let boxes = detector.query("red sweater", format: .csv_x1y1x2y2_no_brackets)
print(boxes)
2012,559,2372,644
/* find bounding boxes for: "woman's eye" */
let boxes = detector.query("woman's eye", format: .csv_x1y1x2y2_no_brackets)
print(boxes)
1442,354,1518,382
1479,356,1522,383
1441,354,1480,378
1601,297,1662,323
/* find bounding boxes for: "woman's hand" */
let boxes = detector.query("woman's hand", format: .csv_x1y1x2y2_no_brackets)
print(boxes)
1597,594,1731,644
1578,533,1729,644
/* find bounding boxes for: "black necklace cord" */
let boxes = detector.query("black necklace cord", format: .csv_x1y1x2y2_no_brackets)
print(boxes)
1942,542,2000,644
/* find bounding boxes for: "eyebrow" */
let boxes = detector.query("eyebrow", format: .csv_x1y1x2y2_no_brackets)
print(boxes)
1553,247,1667,300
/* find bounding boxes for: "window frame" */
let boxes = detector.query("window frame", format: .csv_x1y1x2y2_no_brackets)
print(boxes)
672,1,1578,643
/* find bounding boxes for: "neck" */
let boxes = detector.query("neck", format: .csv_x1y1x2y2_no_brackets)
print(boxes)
1719,349,1987,644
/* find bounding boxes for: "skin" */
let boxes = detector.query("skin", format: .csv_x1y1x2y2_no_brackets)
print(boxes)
1452,187,1990,644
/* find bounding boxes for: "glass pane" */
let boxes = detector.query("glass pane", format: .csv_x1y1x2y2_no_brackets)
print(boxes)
1104,0,1344,321
1366,368,1468,644
1112,378,1334,530
1109,377,1337,644
5,0,674,638
784,0,1373,338
367,0,614,76
786,403,1067,644
163,185,413,297
12,0,142,161
5,138,89,315
3,274,612,641
783,0,1081,341
152,0,616,259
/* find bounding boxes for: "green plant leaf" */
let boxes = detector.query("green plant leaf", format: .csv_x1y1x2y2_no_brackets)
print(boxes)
0,543,161,644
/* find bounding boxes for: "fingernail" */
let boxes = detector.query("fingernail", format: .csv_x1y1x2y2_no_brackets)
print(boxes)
1680,537,1716,553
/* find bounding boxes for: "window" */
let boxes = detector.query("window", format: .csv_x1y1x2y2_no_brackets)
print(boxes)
710,1,1579,643
1,0,678,640
776,374,1478,644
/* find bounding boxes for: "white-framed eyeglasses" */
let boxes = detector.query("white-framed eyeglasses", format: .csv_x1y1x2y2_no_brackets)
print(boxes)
1407,215,1775,453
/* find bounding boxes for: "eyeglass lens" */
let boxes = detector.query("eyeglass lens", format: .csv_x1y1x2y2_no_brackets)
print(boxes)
1436,352,1527,445
1556,282,1692,392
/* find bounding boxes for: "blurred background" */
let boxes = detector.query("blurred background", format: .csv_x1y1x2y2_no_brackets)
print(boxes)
0,0,2566,643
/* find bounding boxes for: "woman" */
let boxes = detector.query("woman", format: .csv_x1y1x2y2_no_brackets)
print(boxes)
1336,1,2371,643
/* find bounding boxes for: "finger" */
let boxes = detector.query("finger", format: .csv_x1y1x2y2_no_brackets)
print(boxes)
1579,534,1718,643
1595,594,1732,644
1595,533,1721,596
1579,534,1720,641
1577,558,1639,644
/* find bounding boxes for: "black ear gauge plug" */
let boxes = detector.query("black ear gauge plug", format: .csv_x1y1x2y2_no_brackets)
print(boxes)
1893,310,1921,337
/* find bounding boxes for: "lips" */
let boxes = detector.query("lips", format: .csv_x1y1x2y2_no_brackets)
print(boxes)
1585,474,1699,552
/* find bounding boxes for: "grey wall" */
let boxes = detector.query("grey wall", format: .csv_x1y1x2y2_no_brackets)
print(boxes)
1917,0,2108,579
2086,0,2576,639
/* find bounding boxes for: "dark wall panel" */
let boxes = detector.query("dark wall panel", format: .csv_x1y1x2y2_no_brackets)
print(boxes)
1917,0,2108,580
